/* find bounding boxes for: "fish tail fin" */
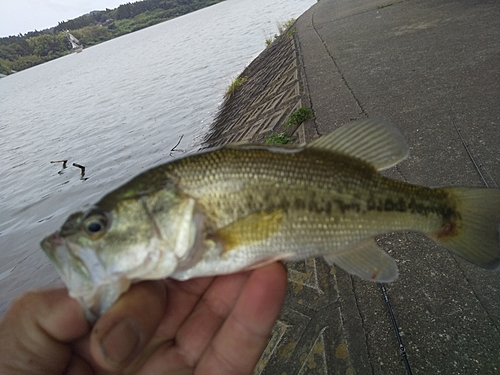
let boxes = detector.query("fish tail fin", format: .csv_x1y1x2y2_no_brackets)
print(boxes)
431,187,500,269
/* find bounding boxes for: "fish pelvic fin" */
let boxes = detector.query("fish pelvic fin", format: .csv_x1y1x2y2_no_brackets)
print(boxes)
431,187,500,269
307,118,409,171
214,210,285,254
324,238,399,282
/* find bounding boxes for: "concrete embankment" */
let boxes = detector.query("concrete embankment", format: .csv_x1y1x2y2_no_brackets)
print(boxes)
203,26,314,147
205,0,500,374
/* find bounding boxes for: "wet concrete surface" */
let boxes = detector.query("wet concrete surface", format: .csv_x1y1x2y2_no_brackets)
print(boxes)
294,0,499,373
205,0,500,373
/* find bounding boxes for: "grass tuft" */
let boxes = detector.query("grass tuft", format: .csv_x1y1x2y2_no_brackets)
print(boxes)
277,19,296,35
265,132,295,145
284,106,314,128
265,18,296,46
224,76,248,100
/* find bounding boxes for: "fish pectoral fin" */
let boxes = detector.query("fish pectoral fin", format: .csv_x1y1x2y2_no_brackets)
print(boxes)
307,118,409,171
214,210,285,254
324,238,398,282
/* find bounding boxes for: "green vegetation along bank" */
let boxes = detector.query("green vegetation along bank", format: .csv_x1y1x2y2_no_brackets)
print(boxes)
0,0,225,76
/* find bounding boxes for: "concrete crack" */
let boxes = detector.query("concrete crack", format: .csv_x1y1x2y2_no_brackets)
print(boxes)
310,11,367,119
294,9,320,139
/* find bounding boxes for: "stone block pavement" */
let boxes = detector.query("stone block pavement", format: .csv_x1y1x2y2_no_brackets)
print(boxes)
204,0,500,374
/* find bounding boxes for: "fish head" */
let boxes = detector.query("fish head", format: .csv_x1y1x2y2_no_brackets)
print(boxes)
41,189,201,321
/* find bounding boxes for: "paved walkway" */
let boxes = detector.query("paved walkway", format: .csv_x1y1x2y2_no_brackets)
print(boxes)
206,0,500,373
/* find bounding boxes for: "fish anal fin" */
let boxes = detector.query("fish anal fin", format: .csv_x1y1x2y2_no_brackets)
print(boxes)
307,118,409,171
324,238,398,282
215,210,284,254
243,254,293,271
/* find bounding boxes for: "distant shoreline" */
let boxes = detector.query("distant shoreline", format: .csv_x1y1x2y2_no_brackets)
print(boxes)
0,0,225,76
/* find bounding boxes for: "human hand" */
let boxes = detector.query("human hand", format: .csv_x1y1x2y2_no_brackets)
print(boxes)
0,262,287,375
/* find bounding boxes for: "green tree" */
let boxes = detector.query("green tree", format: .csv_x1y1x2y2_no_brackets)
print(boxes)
27,35,53,56
116,3,133,20
0,58,11,74
55,15,96,33
72,26,112,46
9,54,44,71
0,42,31,61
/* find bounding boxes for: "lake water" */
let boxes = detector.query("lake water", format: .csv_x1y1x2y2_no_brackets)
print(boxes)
0,0,316,315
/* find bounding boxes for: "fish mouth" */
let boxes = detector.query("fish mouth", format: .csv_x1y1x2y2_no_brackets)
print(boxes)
40,232,128,322
41,232,79,278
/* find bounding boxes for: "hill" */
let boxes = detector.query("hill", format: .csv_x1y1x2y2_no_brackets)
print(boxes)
0,0,225,75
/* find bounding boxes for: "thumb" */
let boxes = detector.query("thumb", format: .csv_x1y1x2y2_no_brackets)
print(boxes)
89,280,167,372
0,287,91,375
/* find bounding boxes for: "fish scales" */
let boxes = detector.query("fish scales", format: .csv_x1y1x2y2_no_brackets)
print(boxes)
40,119,500,320
150,147,453,261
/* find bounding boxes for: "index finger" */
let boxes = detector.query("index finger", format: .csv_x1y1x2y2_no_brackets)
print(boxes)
197,262,288,375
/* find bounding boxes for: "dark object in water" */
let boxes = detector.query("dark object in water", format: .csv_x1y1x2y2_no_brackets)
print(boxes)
72,163,87,180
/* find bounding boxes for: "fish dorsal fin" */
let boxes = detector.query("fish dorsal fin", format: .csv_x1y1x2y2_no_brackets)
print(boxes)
306,118,409,171
214,210,284,254
225,140,252,147
225,142,304,154
324,238,399,282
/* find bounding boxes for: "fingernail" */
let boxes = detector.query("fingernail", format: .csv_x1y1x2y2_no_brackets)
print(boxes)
100,318,141,365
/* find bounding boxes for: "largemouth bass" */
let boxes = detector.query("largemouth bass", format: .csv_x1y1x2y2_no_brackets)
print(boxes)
41,119,500,321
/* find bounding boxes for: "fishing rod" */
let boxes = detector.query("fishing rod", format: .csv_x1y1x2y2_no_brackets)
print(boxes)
452,121,491,188
379,283,413,375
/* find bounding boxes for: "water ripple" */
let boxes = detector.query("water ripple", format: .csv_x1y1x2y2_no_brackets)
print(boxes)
0,0,316,314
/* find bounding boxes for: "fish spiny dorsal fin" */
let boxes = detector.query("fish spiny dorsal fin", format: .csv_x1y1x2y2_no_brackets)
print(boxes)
324,238,399,282
225,142,304,153
306,118,409,171
225,140,251,147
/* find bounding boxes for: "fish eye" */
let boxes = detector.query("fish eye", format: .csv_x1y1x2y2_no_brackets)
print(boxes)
82,208,110,238
86,222,103,233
